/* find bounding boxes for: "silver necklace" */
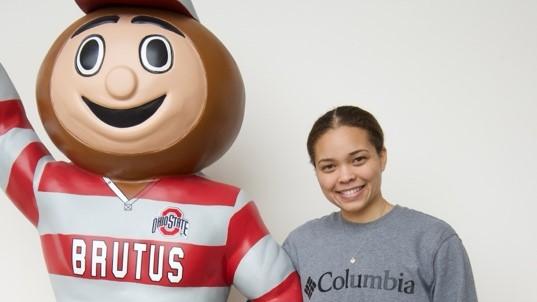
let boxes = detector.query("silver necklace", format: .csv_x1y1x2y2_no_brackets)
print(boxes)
103,177,138,211
343,202,391,264
341,216,362,265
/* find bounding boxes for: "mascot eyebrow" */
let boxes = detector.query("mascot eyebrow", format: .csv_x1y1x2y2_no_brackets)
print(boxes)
70,15,184,39
72,15,120,38
131,16,185,37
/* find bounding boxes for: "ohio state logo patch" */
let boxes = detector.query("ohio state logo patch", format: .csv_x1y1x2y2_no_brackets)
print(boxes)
152,207,189,237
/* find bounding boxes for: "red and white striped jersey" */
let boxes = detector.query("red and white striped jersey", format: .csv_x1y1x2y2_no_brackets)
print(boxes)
0,64,301,302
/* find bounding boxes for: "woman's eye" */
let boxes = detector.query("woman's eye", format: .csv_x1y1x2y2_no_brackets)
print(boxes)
140,35,173,73
76,35,105,76
353,156,366,164
320,164,336,172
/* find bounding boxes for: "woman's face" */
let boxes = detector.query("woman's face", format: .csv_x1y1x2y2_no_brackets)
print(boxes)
313,126,387,220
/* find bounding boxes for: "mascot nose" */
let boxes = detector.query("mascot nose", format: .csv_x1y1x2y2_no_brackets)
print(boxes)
105,66,138,100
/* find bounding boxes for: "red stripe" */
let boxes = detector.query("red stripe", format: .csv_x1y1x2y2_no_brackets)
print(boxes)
225,202,269,283
252,272,302,302
6,142,49,226
75,0,196,18
41,233,229,287
0,99,32,135
38,162,113,196
149,176,240,206
39,164,240,206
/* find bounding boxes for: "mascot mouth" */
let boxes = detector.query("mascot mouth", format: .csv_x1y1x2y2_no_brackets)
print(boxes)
82,95,166,128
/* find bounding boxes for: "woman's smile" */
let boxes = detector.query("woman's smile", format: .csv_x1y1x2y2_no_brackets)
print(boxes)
335,184,366,200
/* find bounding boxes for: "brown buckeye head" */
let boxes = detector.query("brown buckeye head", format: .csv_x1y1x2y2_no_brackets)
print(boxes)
36,7,244,180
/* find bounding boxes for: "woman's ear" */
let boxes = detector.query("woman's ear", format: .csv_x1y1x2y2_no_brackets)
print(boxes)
380,147,387,171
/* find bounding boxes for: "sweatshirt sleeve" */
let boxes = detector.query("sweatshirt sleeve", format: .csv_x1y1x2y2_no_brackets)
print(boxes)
431,235,478,302
0,63,52,226
226,191,302,301
282,233,300,272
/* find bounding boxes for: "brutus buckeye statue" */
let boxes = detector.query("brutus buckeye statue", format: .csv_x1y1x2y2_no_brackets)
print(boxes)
0,0,301,301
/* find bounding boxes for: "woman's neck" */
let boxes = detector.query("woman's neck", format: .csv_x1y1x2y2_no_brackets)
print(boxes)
341,196,393,224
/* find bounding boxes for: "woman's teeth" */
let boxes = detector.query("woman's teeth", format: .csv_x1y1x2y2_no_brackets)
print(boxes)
339,185,364,198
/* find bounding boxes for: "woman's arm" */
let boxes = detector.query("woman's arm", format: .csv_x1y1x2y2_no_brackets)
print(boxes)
431,235,478,302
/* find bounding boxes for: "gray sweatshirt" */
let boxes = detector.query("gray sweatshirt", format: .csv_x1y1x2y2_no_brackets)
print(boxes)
283,205,478,302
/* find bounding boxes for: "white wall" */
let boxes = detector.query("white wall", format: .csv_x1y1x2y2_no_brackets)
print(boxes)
1,1,536,301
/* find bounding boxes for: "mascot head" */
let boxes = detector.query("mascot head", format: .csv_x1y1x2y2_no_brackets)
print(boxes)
36,0,245,180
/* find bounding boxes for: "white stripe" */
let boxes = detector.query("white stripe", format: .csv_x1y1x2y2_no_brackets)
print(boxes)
233,235,295,299
178,0,199,20
36,192,235,246
103,177,130,203
233,190,252,212
32,156,53,227
33,156,53,193
49,274,229,302
0,128,41,190
0,63,20,101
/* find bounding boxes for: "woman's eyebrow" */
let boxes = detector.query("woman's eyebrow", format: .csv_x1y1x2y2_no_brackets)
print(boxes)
131,16,184,37
316,150,368,165
317,157,339,168
349,149,367,156
71,15,120,38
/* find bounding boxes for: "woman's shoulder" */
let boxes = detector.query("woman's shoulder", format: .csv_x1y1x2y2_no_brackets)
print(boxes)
395,205,458,244
399,205,455,228
285,212,339,243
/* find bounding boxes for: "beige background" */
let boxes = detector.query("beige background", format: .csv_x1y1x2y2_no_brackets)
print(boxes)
1,0,536,301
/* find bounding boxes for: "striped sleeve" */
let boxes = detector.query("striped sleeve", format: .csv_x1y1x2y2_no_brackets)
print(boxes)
226,191,302,301
0,64,52,226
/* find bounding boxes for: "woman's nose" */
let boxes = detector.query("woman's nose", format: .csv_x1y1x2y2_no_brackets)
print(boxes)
105,66,138,100
338,165,356,184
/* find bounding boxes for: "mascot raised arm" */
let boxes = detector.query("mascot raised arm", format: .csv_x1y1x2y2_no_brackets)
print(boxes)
0,0,301,301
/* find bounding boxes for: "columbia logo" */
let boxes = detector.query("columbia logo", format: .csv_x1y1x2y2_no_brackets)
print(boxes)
304,277,317,299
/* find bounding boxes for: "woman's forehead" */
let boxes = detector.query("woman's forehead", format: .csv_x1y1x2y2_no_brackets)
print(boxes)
315,127,373,155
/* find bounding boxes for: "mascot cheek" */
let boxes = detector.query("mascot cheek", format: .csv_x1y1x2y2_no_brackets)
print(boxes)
1,0,303,301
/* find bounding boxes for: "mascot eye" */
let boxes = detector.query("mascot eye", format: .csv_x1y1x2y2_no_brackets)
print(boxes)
76,35,105,76
140,35,173,73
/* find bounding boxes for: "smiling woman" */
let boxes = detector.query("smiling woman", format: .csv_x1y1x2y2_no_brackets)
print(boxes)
282,106,478,302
